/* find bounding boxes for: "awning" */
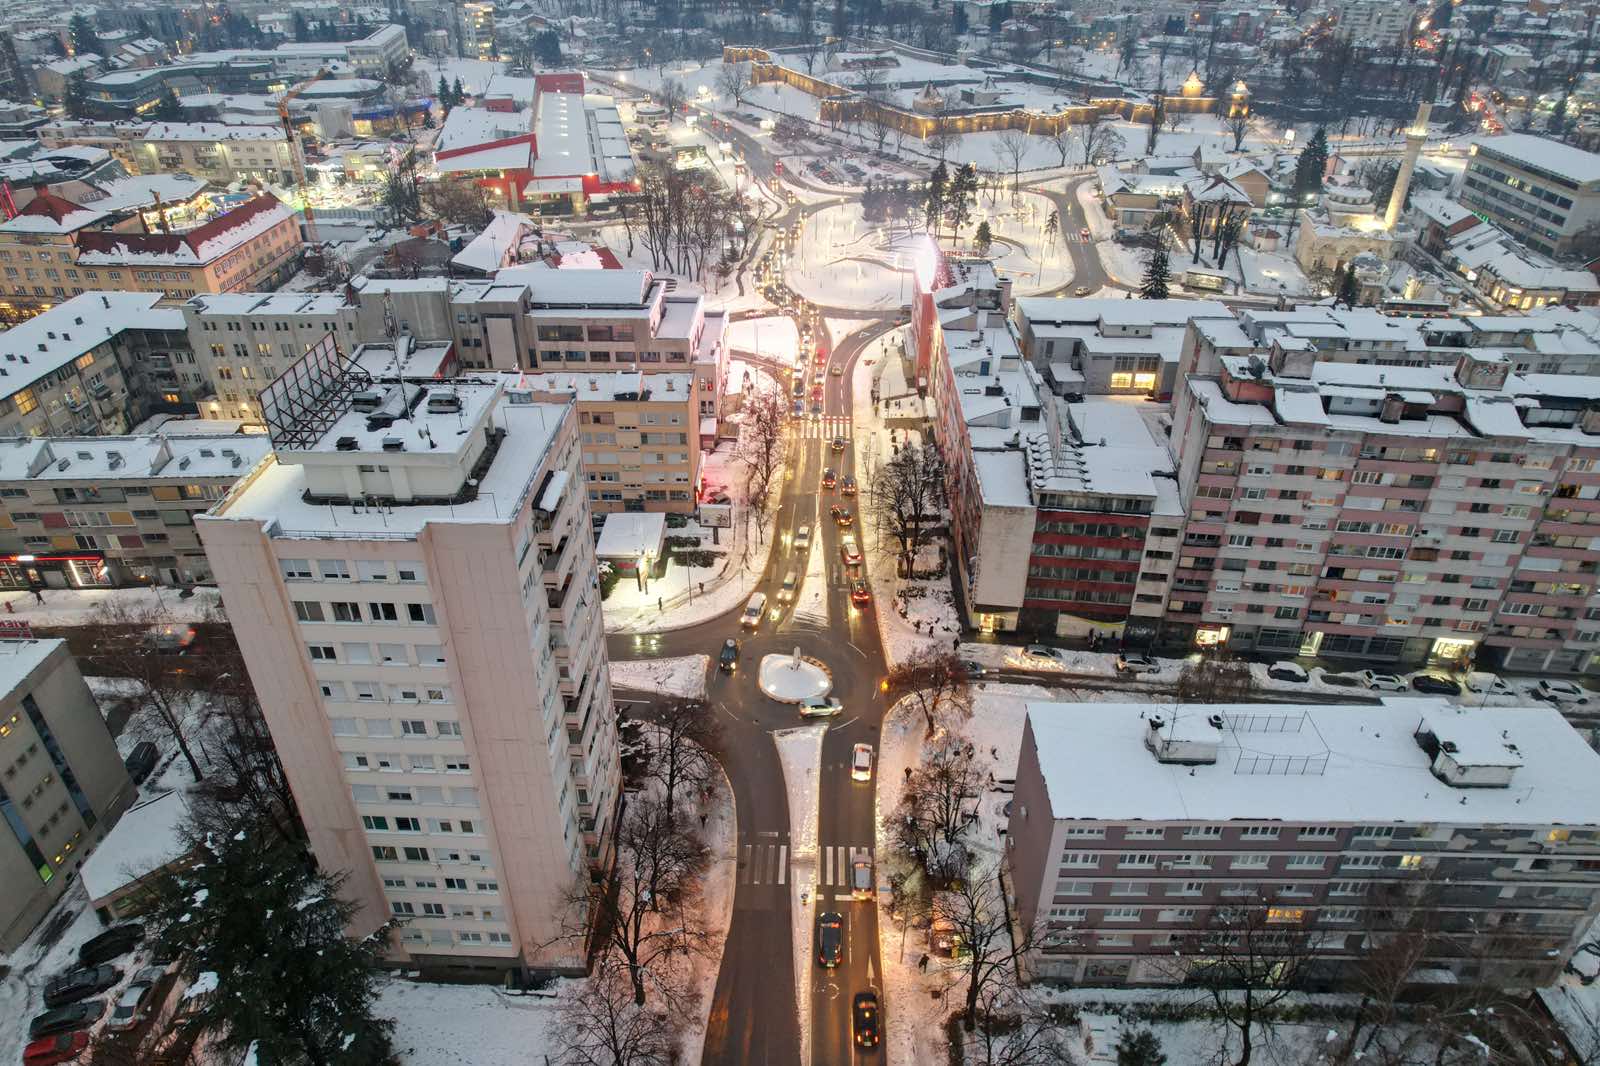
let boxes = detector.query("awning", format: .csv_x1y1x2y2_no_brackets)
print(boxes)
524,176,584,195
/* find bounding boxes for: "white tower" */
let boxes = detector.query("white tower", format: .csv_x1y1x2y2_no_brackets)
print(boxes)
1384,101,1432,230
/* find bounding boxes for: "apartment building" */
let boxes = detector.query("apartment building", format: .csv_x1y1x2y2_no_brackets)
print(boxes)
0,638,135,950
1012,297,1235,398
1009,700,1600,988
128,123,302,186
198,347,618,977
0,433,270,589
462,1,497,58
0,192,302,311
183,293,360,420
0,292,196,439
521,371,700,514
1460,135,1600,259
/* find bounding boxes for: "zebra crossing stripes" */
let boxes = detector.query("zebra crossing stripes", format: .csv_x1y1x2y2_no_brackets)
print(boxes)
820,845,874,888
738,843,790,885
800,415,852,442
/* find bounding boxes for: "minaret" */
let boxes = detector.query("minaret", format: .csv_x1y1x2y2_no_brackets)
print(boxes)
1384,101,1432,230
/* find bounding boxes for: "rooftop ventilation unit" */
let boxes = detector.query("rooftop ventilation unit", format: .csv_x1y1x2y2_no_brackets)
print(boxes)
335,436,359,451
381,437,404,452
426,390,461,414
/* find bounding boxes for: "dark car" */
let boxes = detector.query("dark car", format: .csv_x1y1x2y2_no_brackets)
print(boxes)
1411,674,1462,695
123,741,159,785
816,911,843,967
29,1001,105,1040
23,1032,89,1066
78,924,144,967
719,638,740,672
821,468,837,489
44,966,121,1009
840,475,857,497
852,992,881,1050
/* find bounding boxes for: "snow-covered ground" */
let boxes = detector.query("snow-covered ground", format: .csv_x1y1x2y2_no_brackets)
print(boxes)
774,723,825,1066
380,979,563,1065
607,654,710,699
0,585,222,626
0,881,122,1064
758,653,831,702
684,756,738,1066
725,315,801,365
788,531,829,630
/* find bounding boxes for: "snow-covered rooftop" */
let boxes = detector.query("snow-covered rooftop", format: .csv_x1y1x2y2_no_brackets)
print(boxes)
0,434,271,482
142,121,284,142
521,370,692,402
0,638,63,697
594,511,667,560
1473,133,1600,186
0,292,176,402
1023,699,1600,825
81,789,192,904
187,292,351,317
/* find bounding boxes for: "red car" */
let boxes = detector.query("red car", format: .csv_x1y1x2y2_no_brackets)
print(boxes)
24,1033,89,1066
851,581,871,607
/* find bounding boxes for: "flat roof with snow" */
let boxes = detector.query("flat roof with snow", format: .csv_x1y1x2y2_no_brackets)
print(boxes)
0,638,63,698
594,511,667,560
81,789,191,904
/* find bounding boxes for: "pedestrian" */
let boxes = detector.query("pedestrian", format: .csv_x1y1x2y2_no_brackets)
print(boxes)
904,765,913,781
700,812,708,828
3,601,11,614
657,596,663,611
31,587,42,605
952,635,960,651
918,953,929,972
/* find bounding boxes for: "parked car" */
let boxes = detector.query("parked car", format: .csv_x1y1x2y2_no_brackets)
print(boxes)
794,524,812,552
851,859,873,899
29,1002,104,1040
1266,661,1309,684
1361,670,1408,692
850,580,871,607
123,741,159,785
840,475,857,496
107,966,168,1032
1535,678,1589,705
799,696,844,718
22,1033,89,1066
1411,674,1462,695
44,966,121,1009
1464,672,1515,697
77,925,143,967
840,536,862,566
816,912,844,968
1115,654,1160,676
778,571,799,603
147,624,197,655
1073,285,1092,296
719,638,740,672
851,743,874,781
853,992,881,1050
821,468,837,489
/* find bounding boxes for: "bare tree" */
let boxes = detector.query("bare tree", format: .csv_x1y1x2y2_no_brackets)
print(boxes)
658,77,687,124
1165,108,1188,134
885,647,973,738
1078,123,1125,166
933,863,1045,1032
715,61,752,108
567,793,713,1006
1225,109,1256,152
865,440,943,578
1165,896,1314,1066
556,952,682,1066
888,735,988,879
734,382,788,542
85,599,206,781
1044,121,1078,168
927,107,956,161
420,179,493,228
969,986,1069,1066
996,129,1031,194
855,65,896,154
1174,657,1255,702
640,697,722,828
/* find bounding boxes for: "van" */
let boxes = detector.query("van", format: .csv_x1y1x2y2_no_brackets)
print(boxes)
740,592,767,629
778,571,798,603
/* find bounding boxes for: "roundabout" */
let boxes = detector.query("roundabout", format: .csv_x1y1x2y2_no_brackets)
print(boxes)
758,649,833,703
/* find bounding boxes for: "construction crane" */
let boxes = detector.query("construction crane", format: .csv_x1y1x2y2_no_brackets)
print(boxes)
277,67,329,246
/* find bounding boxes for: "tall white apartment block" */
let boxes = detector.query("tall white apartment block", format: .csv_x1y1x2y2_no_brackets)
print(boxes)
198,337,617,977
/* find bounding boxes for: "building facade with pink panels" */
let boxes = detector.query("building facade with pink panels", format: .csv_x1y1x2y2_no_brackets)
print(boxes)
198,350,617,978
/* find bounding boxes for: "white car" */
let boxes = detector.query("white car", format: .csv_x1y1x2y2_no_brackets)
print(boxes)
794,525,812,552
851,743,874,782
1024,644,1067,665
799,695,844,718
1534,679,1589,705
1463,672,1515,698
852,859,873,899
1361,670,1408,692
1115,653,1160,676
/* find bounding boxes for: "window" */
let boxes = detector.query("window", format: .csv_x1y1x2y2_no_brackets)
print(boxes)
394,816,422,832
1321,908,1358,923
1123,827,1164,839
1060,852,1099,868
319,559,351,580
1232,854,1269,869
331,602,361,623
391,901,416,915
1240,827,1279,839
401,719,428,736
437,721,463,736
368,602,399,622
407,603,437,624
1329,881,1367,897
293,600,325,622
1103,907,1141,921
402,846,430,862
1343,855,1384,868
361,815,389,831
1183,826,1223,839
280,558,313,580
1398,854,1425,870
1286,855,1324,869
371,845,398,862
1266,907,1305,924
1355,826,1394,838
308,645,336,661
476,880,499,892
1118,853,1156,868
1063,826,1105,838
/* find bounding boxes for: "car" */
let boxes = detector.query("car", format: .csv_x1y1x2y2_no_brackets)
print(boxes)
794,524,812,552
851,743,874,781
831,506,854,528
1023,644,1065,664
791,378,806,398
810,400,824,415
831,436,848,452
851,859,873,899
821,468,837,489
44,966,121,1009
1464,672,1515,697
1361,670,1408,692
850,580,871,607
778,571,799,603
740,592,768,630
147,624,197,655
1411,674,1462,696
816,912,844,967
852,992,881,1050
23,1033,89,1066
840,536,862,566
1534,678,1589,705
107,966,167,1032
29,1002,104,1041
959,659,988,678
1266,661,1309,684
719,638,740,672
830,364,843,376
1115,653,1160,675
810,383,823,401
1079,227,1090,239
798,696,844,718
792,398,805,417
123,740,159,785
1074,285,1093,296
840,475,857,497
77,925,143,967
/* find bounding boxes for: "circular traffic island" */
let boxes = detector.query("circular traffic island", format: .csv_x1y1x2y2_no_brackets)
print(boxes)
758,650,832,703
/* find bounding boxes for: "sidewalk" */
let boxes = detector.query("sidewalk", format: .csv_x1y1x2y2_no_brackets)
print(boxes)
0,585,222,628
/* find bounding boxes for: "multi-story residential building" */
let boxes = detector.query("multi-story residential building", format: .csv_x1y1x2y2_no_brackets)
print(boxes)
461,1,496,58
521,371,700,514
183,293,360,420
1009,699,1600,988
198,348,619,977
129,123,301,186
176,25,410,79
0,292,196,438
1012,297,1235,398
35,119,151,170
0,638,135,950
1459,135,1600,259
35,54,101,102
0,432,271,589
0,192,302,310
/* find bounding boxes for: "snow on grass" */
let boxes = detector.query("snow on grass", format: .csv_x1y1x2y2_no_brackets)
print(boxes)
725,315,801,366
607,654,710,700
683,757,738,1066
773,723,825,1066
0,585,223,627
379,978,562,1065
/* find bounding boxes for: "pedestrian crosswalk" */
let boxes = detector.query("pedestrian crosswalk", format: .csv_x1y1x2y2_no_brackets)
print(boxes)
799,415,853,442
821,845,874,888
735,842,876,890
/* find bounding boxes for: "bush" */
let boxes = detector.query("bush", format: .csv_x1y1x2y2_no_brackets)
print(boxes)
598,567,623,600
665,514,690,528
665,535,702,549
671,549,719,569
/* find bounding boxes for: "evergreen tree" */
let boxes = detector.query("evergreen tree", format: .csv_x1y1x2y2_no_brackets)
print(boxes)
1291,126,1329,204
945,162,977,237
1043,208,1059,247
952,4,968,34
452,76,466,104
1115,1027,1168,1066
925,161,947,235
437,75,452,113
62,71,90,120
1140,246,1171,300
153,87,183,121
1336,263,1360,307
150,822,398,1066
68,14,102,59
533,29,562,66
973,220,992,256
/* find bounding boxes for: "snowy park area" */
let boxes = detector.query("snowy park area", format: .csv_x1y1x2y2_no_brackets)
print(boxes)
725,315,801,365
608,654,710,699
